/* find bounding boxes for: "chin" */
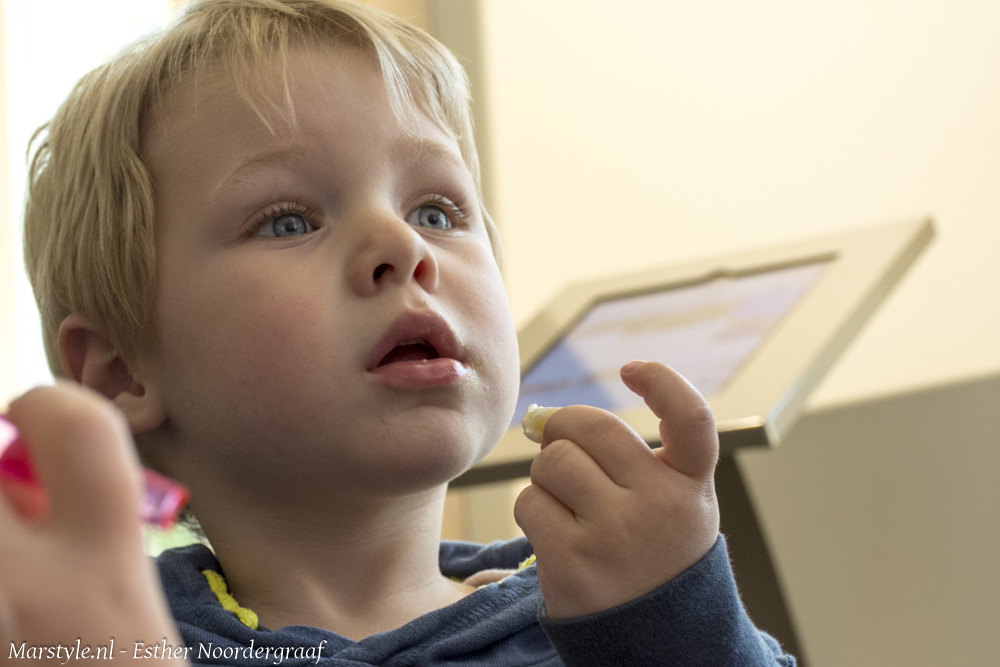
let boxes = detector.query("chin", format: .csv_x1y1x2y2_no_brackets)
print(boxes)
393,422,501,492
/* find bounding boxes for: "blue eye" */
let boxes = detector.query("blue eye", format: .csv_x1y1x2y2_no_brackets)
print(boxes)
263,213,313,237
410,205,452,230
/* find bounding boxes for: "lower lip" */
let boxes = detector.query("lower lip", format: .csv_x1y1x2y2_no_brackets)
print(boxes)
368,358,471,387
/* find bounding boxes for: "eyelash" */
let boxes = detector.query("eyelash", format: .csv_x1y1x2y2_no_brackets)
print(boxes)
419,195,472,227
245,201,317,237
244,195,473,237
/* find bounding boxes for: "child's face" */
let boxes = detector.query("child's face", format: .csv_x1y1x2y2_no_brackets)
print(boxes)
137,46,520,499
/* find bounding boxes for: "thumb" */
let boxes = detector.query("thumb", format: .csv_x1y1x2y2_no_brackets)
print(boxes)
620,360,719,480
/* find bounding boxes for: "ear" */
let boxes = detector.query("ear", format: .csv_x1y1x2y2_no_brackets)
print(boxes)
57,313,167,435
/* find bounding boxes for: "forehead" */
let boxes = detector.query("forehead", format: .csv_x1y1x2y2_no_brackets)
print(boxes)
142,44,463,179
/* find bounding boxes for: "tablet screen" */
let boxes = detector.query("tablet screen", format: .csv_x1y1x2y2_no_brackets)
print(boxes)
514,261,830,420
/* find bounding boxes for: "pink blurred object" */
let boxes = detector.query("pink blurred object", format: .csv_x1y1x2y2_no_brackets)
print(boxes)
0,414,188,528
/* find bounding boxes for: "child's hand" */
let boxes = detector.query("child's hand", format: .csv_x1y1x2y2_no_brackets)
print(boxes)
0,383,185,662
514,361,720,619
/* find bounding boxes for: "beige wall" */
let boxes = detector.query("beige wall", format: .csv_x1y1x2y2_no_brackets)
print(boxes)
362,0,428,31
474,0,1000,410
430,1,999,664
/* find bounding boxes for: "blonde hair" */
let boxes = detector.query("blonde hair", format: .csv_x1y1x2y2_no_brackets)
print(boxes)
24,0,500,376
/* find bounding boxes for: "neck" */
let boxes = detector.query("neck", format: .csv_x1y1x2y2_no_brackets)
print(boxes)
192,484,473,640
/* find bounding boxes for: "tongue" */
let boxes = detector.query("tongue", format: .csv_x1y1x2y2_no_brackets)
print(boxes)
380,343,436,365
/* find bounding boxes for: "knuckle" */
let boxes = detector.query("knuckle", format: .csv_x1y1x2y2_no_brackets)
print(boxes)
530,439,582,486
545,405,603,437
540,438,575,463
530,440,562,477
513,483,539,520
547,406,636,449
687,399,717,432
677,404,719,451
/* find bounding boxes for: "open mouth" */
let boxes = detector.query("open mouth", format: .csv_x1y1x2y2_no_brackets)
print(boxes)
367,311,468,386
377,340,440,366
367,310,462,372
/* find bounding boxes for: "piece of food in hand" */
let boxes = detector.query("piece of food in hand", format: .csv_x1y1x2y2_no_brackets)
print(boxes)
521,404,561,444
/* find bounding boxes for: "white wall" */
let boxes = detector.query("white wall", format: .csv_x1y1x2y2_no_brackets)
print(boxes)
0,0,176,406
0,3,14,406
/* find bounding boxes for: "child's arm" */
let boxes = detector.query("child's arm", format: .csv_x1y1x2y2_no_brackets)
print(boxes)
0,383,187,664
514,360,721,619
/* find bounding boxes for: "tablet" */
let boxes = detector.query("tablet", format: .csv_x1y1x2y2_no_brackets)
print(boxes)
454,217,934,485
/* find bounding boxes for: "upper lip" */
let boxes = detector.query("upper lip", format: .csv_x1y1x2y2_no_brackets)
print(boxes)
366,309,463,371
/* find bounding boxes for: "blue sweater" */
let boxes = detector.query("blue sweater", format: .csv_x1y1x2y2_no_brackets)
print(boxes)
156,534,795,666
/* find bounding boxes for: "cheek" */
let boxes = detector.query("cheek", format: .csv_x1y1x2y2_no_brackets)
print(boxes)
148,270,351,447
464,261,521,407
479,301,521,447
152,262,340,387
483,290,519,374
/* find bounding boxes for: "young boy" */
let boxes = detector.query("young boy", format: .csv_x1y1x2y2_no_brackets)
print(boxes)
2,0,795,664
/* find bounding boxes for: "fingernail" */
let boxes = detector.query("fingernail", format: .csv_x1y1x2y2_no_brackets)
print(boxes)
621,360,646,374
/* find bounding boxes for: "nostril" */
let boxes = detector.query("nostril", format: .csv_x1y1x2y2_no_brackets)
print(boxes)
413,260,426,281
373,263,390,281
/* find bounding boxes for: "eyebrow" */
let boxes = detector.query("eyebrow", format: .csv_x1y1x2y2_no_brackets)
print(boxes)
402,137,467,171
209,137,467,199
210,144,307,199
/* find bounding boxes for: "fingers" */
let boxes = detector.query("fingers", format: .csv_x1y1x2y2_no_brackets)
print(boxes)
528,437,618,519
514,476,575,537
620,361,719,480
536,360,718,486
540,406,659,489
5,383,143,538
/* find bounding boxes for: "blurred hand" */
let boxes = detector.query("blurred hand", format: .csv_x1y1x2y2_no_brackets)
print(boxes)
0,383,186,663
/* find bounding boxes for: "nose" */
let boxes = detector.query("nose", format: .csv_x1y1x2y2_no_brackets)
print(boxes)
347,212,440,296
